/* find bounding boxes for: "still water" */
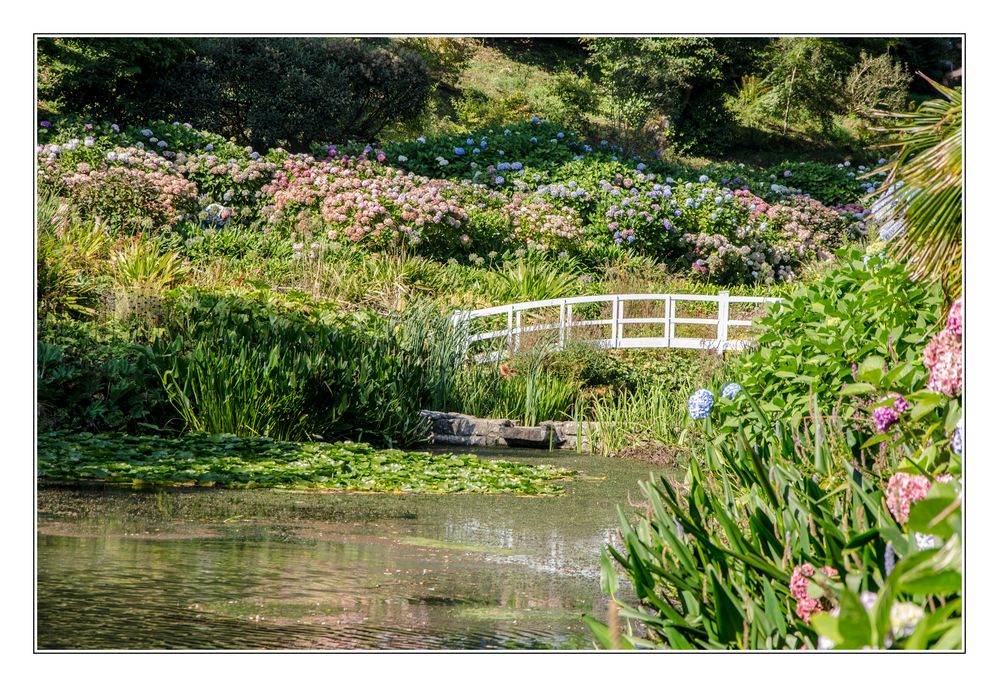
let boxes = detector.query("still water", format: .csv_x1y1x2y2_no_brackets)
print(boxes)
37,449,666,650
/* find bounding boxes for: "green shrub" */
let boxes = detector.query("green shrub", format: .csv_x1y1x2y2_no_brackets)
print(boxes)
842,51,910,117
37,319,169,433
37,38,192,120
725,249,943,428
763,160,879,207
547,69,602,125
157,38,433,152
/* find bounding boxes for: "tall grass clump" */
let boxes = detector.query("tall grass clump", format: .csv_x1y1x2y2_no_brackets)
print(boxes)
580,385,695,457
151,290,467,446
450,349,581,425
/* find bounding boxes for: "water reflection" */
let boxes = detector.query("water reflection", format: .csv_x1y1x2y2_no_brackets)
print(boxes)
37,450,665,650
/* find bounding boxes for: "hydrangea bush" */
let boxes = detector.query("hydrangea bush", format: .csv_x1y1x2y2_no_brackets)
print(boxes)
38,116,877,284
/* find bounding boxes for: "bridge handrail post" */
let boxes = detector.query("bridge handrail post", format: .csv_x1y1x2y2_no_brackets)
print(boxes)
559,300,566,349
507,304,514,354
611,295,621,348
717,290,730,356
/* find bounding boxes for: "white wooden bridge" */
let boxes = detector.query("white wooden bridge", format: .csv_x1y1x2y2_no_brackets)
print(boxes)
453,291,781,360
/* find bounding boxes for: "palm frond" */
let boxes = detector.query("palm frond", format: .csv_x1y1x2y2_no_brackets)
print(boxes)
866,74,962,297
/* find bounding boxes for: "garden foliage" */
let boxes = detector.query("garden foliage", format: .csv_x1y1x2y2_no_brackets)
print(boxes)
587,259,962,650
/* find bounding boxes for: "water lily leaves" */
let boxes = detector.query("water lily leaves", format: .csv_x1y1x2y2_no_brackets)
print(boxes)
37,430,574,495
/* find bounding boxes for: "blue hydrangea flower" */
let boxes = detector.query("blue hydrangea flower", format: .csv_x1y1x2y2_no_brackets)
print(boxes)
472,148,480,154
698,174,709,183
511,161,523,170
557,132,565,139
600,140,608,146
417,137,426,144
497,162,511,171
636,163,646,171
884,542,895,576
250,152,260,160
205,144,213,151
688,389,714,420
140,128,153,137
531,116,540,123
466,138,474,145
454,147,465,155
530,137,537,144
951,416,963,456
721,383,742,400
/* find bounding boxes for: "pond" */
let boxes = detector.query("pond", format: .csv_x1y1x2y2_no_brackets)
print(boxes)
37,448,669,650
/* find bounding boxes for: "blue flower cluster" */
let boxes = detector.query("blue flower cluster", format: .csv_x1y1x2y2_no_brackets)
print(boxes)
721,382,743,400
688,389,714,420
536,183,590,200
951,416,963,456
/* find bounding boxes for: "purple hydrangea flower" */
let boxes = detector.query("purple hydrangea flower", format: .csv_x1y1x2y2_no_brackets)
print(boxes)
872,393,910,432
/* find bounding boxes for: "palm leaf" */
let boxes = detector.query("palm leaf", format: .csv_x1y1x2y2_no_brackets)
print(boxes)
866,74,962,298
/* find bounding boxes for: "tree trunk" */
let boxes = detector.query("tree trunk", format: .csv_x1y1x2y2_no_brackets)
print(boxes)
783,64,797,135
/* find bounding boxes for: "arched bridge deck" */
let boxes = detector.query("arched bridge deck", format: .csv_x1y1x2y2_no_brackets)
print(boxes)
452,291,782,360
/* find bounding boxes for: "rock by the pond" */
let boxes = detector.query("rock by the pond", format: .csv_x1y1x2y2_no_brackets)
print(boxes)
500,425,563,449
420,410,594,451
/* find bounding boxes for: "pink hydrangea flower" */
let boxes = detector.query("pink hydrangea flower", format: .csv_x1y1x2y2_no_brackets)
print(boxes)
885,473,950,523
946,297,962,339
789,564,837,622
923,328,962,397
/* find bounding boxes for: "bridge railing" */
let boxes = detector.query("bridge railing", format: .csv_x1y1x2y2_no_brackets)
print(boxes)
452,291,782,360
